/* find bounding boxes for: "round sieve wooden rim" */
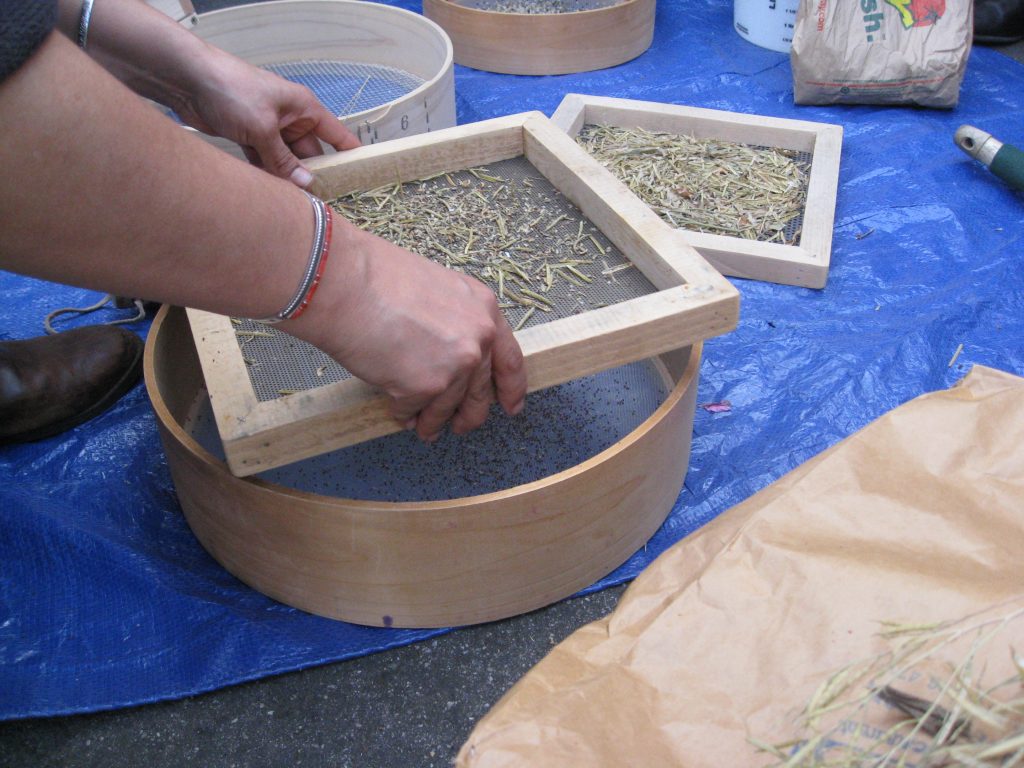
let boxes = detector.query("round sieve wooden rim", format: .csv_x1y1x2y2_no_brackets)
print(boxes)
144,304,700,627
422,0,655,76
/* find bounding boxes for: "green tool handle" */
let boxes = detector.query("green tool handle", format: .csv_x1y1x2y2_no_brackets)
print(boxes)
955,125,1024,194
990,142,1024,193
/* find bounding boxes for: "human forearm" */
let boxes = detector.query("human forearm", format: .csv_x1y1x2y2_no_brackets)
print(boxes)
54,0,360,186
1,32,308,318
56,0,216,115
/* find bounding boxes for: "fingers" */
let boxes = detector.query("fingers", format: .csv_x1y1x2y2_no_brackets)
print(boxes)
240,145,262,168
311,233,526,444
413,374,472,442
250,119,359,188
288,132,326,160
315,113,361,152
252,132,314,188
490,317,527,416
388,371,472,444
283,90,360,153
285,122,359,163
283,113,360,166
244,82,361,184
393,331,525,442
389,391,429,429
450,357,496,436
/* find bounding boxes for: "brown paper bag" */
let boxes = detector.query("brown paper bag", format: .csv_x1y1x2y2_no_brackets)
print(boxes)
458,366,1024,767
790,0,972,107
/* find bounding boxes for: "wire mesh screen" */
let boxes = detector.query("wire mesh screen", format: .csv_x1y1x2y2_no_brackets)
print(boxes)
262,60,424,118
166,60,423,128
231,318,346,398
576,123,813,247
186,358,671,502
234,155,659,403
758,145,811,245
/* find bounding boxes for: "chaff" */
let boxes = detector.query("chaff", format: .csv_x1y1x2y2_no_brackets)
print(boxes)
576,124,810,245
328,163,626,328
756,602,1024,767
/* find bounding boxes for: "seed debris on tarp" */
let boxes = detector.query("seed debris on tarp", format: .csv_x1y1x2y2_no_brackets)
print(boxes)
700,400,732,413
575,124,810,245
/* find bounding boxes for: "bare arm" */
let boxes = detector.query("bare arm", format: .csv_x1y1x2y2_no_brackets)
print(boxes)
0,33,526,440
55,0,360,186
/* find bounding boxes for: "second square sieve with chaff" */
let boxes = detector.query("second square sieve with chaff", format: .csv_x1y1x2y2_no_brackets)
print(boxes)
187,112,739,476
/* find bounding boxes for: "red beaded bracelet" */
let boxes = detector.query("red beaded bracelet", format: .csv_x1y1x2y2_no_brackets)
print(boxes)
288,203,332,321
260,192,332,323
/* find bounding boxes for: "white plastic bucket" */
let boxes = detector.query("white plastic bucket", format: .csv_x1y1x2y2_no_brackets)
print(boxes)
733,0,801,52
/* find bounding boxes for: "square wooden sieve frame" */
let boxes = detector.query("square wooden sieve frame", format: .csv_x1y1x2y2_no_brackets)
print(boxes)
551,94,844,289
187,111,738,477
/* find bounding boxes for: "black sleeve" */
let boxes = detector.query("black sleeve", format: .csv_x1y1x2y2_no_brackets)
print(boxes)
0,0,60,83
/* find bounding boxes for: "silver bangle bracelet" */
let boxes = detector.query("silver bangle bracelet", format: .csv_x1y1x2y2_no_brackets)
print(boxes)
78,0,95,49
260,193,331,324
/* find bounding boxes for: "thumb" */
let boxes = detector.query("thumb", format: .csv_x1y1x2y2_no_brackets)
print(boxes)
255,133,314,188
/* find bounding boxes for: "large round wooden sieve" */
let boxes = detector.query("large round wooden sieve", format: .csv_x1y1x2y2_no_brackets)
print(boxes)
180,0,456,148
144,305,700,628
423,0,654,76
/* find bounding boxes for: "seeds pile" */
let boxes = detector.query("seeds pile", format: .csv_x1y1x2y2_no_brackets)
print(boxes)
328,157,651,332
575,124,810,245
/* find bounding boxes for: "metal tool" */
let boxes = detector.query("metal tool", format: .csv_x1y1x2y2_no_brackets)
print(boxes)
955,125,1024,193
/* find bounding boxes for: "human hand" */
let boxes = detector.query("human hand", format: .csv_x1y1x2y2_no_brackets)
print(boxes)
178,47,360,188
285,223,527,442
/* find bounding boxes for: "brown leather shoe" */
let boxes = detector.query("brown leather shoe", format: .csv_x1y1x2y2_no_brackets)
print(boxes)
0,325,144,445
975,0,1024,44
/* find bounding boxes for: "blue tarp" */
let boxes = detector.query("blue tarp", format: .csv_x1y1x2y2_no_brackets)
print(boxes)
2,0,1022,719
